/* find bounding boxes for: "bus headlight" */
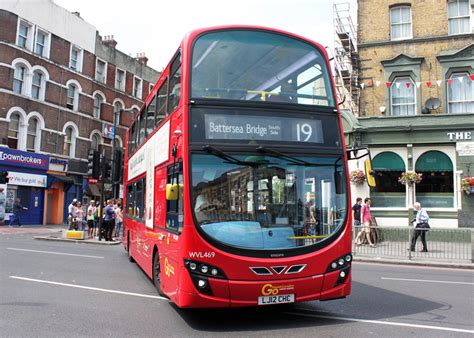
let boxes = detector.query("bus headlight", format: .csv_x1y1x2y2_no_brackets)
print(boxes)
200,265,209,274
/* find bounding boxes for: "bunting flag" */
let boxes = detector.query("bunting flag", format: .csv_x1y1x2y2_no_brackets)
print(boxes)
351,77,470,90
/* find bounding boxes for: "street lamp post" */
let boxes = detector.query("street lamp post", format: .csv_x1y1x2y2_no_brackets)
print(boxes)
111,108,136,199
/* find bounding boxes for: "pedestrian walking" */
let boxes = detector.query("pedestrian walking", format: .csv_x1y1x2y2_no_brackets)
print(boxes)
8,198,28,227
355,197,376,247
114,201,123,239
87,200,97,239
410,202,430,252
103,199,115,241
352,197,362,227
75,201,85,231
67,199,78,230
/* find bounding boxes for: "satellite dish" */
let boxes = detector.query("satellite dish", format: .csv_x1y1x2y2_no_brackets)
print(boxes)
425,97,441,110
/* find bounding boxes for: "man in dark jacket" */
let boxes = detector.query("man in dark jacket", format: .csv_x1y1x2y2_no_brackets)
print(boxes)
9,198,28,227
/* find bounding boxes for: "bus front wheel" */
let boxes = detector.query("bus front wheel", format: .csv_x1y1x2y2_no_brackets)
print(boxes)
153,251,166,297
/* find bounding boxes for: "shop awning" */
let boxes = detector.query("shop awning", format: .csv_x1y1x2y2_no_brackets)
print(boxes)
373,152,405,171
84,183,101,197
416,151,453,172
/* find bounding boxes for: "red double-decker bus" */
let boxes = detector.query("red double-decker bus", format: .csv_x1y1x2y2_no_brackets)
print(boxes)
123,26,367,308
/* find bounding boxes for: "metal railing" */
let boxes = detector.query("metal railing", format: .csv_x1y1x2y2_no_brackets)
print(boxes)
352,226,473,263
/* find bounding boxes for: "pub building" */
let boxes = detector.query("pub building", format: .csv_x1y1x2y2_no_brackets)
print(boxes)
343,111,473,228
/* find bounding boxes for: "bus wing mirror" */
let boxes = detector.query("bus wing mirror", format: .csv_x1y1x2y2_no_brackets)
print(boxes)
347,147,370,160
365,159,376,188
166,184,178,201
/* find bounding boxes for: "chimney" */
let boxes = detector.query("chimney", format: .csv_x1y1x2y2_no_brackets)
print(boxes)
102,35,117,49
136,52,148,66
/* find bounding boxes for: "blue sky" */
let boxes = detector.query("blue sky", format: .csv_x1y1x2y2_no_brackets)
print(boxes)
54,0,357,70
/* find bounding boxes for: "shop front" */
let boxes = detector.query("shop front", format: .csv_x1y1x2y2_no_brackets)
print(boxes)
0,148,49,224
344,113,473,228
45,157,70,225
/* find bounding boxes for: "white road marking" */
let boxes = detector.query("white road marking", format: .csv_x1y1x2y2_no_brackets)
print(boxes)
7,248,104,259
9,276,168,300
286,311,474,334
381,277,474,285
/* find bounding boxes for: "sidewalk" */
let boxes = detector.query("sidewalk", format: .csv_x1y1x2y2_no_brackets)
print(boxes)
0,224,121,245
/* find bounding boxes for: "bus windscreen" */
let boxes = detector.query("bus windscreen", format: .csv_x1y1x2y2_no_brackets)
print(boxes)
191,30,335,107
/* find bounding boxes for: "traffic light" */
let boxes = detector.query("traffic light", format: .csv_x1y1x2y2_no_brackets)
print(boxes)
87,149,100,179
103,156,112,181
0,171,8,184
113,149,123,183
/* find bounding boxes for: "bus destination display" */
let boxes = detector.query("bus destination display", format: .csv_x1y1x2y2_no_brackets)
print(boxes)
204,114,323,143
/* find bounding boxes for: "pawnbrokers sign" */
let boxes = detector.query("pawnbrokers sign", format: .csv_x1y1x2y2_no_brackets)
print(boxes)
0,148,49,170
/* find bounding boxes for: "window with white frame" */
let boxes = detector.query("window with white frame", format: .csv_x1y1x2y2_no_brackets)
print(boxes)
67,84,78,110
26,117,39,152
390,6,412,40
448,0,471,35
31,70,44,100
115,69,125,91
448,73,474,114
133,76,143,99
114,101,123,125
70,46,83,72
390,77,416,116
34,28,50,58
95,59,107,83
17,20,32,49
8,112,22,149
93,94,104,119
13,64,26,95
63,127,76,157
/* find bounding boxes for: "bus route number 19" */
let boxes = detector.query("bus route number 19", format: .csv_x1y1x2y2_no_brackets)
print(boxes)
296,123,312,142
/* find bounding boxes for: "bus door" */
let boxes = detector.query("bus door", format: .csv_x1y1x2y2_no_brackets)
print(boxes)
160,162,183,296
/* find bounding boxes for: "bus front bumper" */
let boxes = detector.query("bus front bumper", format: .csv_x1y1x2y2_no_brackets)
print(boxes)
177,268,351,308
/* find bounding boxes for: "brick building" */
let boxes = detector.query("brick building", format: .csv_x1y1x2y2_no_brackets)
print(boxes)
0,0,159,225
343,0,473,227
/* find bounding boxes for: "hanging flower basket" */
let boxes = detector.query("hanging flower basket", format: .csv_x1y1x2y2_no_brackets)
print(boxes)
350,169,366,185
398,171,422,185
461,176,474,195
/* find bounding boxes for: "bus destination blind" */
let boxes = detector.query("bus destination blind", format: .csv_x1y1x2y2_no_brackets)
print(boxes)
204,114,323,143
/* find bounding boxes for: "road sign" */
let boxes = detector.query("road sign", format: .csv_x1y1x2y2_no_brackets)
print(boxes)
88,177,98,184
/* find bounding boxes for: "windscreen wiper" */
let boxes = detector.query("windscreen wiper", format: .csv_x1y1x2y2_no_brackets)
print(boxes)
256,146,320,166
202,145,263,166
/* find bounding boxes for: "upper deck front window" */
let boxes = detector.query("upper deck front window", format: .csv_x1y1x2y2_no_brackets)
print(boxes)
191,30,335,107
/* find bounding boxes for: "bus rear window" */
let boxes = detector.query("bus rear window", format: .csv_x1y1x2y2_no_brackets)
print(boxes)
191,30,335,107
